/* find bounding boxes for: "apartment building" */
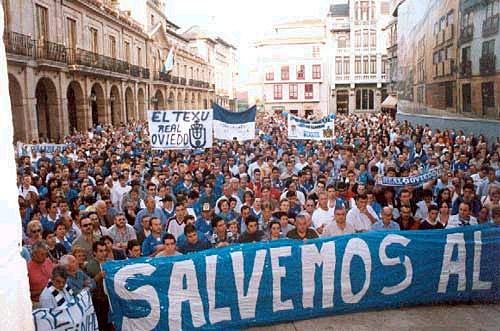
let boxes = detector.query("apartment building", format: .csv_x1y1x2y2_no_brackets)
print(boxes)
253,19,329,118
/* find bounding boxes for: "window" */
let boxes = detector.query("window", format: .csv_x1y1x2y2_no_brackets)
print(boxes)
67,18,76,50
338,37,347,48
485,1,496,19
370,31,376,47
356,89,374,110
297,65,305,80
90,28,98,53
312,46,321,58
344,57,350,74
363,30,369,47
445,83,453,107
355,31,361,47
289,84,298,99
355,56,362,74
433,52,438,64
381,1,390,15
360,1,369,21
305,84,313,99
370,57,376,74
3,0,10,31
312,65,321,79
124,41,131,62
482,82,495,111
265,71,274,81
109,36,116,58
151,15,155,25
274,84,282,100
462,47,471,62
440,16,446,31
137,47,142,66
447,11,454,26
281,66,289,80
482,40,495,56
36,5,48,43
382,56,387,74
363,56,369,73
336,57,343,74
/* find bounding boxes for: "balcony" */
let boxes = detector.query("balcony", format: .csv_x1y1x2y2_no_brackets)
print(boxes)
460,60,472,78
141,67,150,79
172,76,179,84
130,65,140,78
3,31,34,57
459,25,474,44
479,54,496,76
67,48,132,76
443,59,454,76
180,77,187,86
35,40,67,63
482,14,499,38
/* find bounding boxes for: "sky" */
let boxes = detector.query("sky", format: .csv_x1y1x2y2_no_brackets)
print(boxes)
166,0,331,88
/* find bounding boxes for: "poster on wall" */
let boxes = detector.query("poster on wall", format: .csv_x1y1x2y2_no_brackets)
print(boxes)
148,110,213,150
287,114,335,140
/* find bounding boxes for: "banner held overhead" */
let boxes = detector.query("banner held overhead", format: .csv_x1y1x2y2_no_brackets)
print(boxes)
288,114,335,140
103,226,499,330
148,110,213,150
213,103,257,141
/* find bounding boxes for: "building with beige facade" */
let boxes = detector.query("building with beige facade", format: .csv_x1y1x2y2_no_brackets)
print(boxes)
253,19,329,118
3,0,226,143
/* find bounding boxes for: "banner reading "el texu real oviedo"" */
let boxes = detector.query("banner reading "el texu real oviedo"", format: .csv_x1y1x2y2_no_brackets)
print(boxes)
103,226,500,330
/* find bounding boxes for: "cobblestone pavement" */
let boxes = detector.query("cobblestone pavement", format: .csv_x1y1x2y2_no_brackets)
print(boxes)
247,303,500,331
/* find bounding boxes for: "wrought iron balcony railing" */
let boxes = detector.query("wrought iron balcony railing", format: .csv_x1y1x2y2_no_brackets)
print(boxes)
479,54,496,76
3,31,34,57
482,14,499,38
460,60,472,78
35,40,67,63
130,65,140,77
141,67,150,79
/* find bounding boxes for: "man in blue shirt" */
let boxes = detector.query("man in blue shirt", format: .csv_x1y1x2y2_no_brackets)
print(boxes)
177,224,211,254
141,217,164,256
135,196,164,231
195,203,213,236
373,207,401,231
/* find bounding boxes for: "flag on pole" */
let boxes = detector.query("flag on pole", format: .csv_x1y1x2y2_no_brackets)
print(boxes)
162,46,175,73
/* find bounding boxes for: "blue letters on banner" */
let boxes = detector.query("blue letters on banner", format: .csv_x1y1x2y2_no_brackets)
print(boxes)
103,226,500,330
379,167,443,187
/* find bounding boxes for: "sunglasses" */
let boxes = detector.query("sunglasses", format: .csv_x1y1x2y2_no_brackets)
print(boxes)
31,229,41,233
81,223,92,228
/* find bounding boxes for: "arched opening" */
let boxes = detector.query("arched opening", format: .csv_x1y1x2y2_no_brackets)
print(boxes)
168,91,175,110
198,93,202,109
8,74,26,142
177,92,183,110
336,90,349,114
191,92,196,109
138,88,145,121
153,90,164,110
125,87,135,122
110,85,122,126
66,81,85,134
90,83,105,127
184,93,189,110
35,77,58,142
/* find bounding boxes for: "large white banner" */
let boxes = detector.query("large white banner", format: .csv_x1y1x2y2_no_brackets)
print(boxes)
32,290,98,331
213,104,256,141
287,114,335,140
148,110,213,150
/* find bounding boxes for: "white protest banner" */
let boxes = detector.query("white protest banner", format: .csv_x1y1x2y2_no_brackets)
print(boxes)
17,143,68,157
32,290,98,331
148,110,213,150
213,104,256,141
288,114,335,140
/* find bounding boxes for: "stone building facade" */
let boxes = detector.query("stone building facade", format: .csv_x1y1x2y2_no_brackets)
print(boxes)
3,0,220,143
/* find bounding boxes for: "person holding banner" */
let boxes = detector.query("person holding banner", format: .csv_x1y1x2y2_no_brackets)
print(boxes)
39,265,75,309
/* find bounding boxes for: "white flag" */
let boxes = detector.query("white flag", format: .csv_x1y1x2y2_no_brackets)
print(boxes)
162,46,175,73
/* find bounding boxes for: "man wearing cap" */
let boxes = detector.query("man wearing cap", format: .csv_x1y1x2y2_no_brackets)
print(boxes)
195,203,214,236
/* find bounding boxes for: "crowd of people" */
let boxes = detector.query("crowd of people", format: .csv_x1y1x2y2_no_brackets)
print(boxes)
17,112,499,330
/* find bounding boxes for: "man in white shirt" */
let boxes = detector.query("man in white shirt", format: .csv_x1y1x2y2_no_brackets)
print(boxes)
346,193,379,232
322,207,355,238
312,192,335,234
111,174,131,211
447,202,478,228
18,174,38,199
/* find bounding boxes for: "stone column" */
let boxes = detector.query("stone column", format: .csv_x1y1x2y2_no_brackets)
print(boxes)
349,88,356,113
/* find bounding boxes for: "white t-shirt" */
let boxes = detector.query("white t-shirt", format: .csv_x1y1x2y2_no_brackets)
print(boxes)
321,222,356,238
346,206,378,232
111,184,131,210
166,218,185,239
311,207,335,229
